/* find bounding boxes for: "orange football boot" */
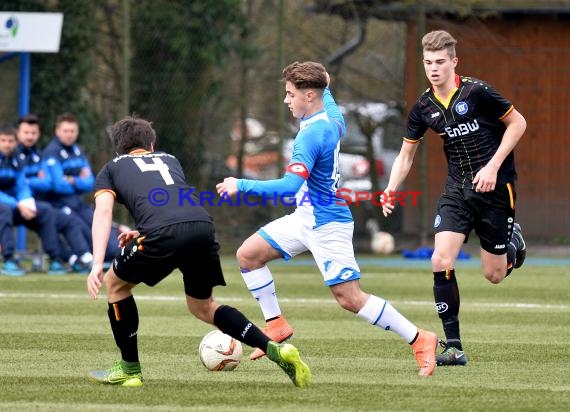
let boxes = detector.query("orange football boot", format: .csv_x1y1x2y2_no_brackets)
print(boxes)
250,316,294,360
411,329,438,376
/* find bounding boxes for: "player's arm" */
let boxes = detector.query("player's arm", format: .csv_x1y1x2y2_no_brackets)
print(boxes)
241,170,305,195
0,190,18,209
230,135,315,196
74,157,95,192
87,190,115,299
0,172,36,219
382,140,420,217
0,183,34,219
473,108,526,193
92,191,114,266
45,157,75,194
15,168,33,201
217,172,305,198
323,86,346,137
217,129,317,197
382,102,424,217
15,169,37,220
27,161,52,193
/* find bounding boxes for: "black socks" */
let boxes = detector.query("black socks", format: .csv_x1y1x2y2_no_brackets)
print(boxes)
213,305,271,351
433,269,463,350
108,295,139,363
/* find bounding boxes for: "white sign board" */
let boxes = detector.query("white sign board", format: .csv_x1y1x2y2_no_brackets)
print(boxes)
0,12,63,53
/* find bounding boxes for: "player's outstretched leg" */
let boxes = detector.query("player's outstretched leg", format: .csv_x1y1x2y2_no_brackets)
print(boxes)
411,329,438,376
89,360,143,387
436,339,468,366
266,342,312,388
250,315,294,360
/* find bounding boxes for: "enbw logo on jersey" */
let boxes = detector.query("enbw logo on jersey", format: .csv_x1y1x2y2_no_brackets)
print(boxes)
455,101,468,115
444,119,480,138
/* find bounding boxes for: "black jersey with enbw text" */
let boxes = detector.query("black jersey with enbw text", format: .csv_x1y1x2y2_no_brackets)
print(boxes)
95,151,211,233
406,75,517,188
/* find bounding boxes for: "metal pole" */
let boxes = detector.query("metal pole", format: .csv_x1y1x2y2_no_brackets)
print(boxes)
16,52,31,251
18,53,31,116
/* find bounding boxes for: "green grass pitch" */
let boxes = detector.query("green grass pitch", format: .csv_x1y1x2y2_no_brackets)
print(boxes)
0,257,569,411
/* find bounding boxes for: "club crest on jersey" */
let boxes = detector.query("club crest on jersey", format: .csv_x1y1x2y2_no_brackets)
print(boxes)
286,162,309,179
455,101,468,115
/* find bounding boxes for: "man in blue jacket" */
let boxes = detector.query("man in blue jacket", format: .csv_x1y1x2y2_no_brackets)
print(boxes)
0,125,67,276
16,114,93,272
41,113,124,263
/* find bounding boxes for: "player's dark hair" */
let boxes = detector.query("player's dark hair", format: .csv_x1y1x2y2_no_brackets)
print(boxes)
110,115,157,155
18,113,41,128
55,112,78,127
282,61,327,90
0,124,17,137
422,30,457,58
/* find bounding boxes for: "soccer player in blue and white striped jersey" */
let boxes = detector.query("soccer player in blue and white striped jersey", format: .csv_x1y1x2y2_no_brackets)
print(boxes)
217,61,437,376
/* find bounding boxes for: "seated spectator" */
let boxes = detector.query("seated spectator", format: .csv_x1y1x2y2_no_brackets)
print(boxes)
41,112,126,264
16,113,93,272
0,125,67,276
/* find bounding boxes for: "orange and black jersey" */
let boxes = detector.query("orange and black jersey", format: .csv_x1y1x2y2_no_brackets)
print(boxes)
94,150,211,233
406,75,517,188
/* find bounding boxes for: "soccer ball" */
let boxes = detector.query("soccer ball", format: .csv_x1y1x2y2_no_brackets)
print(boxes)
198,330,243,371
370,231,395,255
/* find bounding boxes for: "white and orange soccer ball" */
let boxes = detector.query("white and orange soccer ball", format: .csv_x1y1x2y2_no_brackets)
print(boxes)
198,330,243,371
370,231,395,255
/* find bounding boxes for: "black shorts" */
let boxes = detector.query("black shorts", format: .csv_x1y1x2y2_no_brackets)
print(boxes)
113,221,226,299
433,183,516,255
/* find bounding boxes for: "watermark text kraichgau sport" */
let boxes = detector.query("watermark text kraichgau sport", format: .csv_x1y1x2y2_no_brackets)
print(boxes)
147,187,421,207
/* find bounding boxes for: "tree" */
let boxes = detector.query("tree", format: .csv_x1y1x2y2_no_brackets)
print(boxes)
130,0,247,187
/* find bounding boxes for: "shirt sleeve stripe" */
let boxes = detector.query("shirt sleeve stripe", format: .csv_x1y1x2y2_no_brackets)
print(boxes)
94,189,116,198
499,105,514,120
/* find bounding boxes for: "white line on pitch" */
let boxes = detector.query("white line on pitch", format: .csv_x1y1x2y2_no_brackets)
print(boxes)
0,292,568,310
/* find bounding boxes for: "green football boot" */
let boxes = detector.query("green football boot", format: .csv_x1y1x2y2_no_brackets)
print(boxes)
266,342,312,388
89,360,143,387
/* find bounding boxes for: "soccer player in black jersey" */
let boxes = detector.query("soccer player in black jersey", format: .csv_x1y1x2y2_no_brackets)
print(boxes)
382,30,527,366
86,116,311,387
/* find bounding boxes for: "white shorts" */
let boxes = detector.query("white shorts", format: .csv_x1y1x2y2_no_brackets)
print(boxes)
258,212,361,286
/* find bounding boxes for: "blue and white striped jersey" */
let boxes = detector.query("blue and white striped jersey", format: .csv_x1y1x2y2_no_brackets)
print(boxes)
238,88,353,228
